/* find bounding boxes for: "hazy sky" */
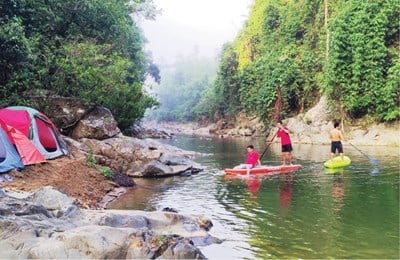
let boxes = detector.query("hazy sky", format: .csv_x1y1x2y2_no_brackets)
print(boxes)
139,0,252,65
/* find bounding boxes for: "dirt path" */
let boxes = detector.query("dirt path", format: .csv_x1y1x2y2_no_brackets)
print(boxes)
1,155,115,209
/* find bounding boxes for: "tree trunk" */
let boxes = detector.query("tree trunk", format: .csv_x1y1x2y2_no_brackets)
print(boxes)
272,86,283,121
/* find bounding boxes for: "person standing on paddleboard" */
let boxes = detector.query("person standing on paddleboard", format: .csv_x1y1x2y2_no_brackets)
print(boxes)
329,119,345,160
275,120,293,165
234,145,261,175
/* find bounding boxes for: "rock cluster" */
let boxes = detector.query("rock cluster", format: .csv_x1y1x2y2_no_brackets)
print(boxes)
0,186,219,259
50,104,205,179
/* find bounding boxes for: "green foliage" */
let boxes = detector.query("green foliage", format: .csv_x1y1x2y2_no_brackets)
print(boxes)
210,44,241,117
326,0,399,120
86,149,97,168
146,56,217,122
193,43,242,120
206,0,398,123
99,166,113,179
87,149,114,179
378,54,400,121
0,16,31,90
207,0,324,123
0,0,159,132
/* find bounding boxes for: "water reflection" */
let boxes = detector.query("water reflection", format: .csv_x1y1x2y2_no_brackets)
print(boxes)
279,173,293,210
370,166,380,176
224,174,263,195
109,135,399,259
331,171,346,214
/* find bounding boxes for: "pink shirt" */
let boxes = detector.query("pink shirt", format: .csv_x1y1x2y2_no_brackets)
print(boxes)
277,127,292,145
245,150,259,167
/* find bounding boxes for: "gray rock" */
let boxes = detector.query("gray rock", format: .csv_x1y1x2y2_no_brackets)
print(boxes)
143,160,173,177
160,239,206,259
160,155,193,166
98,213,150,228
0,187,216,259
71,106,121,140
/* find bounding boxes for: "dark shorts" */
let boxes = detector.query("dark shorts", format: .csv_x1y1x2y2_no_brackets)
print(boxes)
282,144,293,152
331,141,343,153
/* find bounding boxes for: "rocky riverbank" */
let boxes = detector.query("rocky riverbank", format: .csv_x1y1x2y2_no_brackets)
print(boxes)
0,132,215,258
0,99,397,259
144,97,400,147
0,186,217,259
0,105,216,259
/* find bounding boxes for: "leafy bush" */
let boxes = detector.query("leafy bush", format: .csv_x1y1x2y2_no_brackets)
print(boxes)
99,166,113,180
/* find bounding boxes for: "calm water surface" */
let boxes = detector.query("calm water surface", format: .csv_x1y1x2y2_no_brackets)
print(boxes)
108,135,399,259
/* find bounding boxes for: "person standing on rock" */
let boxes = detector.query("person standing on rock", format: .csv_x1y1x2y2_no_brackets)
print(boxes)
329,119,345,160
275,120,293,165
234,145,261,175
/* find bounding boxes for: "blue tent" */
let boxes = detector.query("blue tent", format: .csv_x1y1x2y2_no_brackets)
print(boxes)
0,126,24,173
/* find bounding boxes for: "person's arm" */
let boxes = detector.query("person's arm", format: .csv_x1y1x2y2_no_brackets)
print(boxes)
274,129,282,142
282,126,290,134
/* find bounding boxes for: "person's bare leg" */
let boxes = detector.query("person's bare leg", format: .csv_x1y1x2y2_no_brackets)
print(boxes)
340,153,344,160
282,153,286,165
289,152,293,165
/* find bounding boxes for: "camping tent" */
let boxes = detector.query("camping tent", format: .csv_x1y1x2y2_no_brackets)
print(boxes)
0,124,24,173
0,106,69,160
0,119,46,165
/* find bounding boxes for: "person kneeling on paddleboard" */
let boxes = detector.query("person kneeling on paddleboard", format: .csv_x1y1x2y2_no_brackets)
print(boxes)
234,145,261,175
329,119,345,160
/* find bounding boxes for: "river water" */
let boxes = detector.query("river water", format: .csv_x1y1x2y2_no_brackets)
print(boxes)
108,135,399,259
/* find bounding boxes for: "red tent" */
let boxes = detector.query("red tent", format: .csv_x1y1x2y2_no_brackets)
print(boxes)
0,119,46,165
0,106,69,161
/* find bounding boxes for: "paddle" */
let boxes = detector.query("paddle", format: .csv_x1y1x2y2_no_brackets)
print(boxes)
259,131,277,161
349,142,379,166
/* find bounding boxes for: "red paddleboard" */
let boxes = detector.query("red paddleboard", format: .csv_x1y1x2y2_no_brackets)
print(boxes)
224,164,302,175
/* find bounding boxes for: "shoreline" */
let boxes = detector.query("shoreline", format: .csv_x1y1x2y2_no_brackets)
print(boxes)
2,119,398,210
143,120,400,147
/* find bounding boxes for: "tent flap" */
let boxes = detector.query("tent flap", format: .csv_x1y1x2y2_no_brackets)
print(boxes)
6,126,46,165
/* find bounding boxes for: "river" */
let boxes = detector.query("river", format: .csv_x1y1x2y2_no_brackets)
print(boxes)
108,135,399,259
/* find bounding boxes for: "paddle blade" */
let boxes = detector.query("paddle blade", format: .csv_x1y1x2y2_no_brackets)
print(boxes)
370,158,379,166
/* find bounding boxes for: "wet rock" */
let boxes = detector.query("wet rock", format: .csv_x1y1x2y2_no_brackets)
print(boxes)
160,238,206,259
162,207,178,213
112,172,135,187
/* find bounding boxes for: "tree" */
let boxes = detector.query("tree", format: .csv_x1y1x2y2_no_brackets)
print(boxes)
326,0,399,120
0,0,160,132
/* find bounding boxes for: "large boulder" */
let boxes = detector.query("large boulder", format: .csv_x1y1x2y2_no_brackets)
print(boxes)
71,106,121,140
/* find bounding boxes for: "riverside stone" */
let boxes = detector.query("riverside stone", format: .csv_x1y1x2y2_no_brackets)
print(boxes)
0,187,216,259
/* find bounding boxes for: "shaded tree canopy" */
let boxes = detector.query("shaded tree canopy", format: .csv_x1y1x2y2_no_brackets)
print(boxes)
0,0,160,133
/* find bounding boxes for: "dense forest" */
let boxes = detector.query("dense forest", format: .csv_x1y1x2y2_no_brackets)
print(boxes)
195,0,399,124
0,0,159,133
1,0,399,132
153,0,399,125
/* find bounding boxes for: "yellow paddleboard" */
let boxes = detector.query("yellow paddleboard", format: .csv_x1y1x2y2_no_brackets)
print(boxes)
324,156,351,168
